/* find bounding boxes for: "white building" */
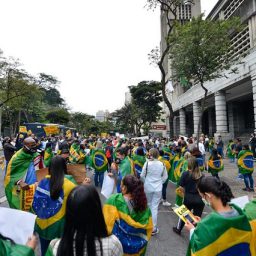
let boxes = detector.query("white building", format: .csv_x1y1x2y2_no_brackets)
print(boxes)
162,0,256,141
95,110,109,122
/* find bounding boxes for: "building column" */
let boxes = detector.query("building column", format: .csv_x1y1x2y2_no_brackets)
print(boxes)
214,91,231,141
179,109,186,135
193,102,201,136
227,103,235,138
252,73,256,132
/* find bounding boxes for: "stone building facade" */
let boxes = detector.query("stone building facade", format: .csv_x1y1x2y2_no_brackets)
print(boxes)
163,0,256,141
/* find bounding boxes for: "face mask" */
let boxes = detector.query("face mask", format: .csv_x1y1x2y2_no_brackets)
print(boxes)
202,198,211,207
115,158,122,164
24,145,37,154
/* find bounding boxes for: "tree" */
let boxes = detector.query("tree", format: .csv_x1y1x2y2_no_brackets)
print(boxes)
69,112,94,134
129,81,163,134
168,15,241,140
147,0,182,138
45,108,70,125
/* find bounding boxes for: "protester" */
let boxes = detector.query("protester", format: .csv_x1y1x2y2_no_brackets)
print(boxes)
115,147,134,178
216,135,224,158
226,139,235,163
237,144,254,192
33,156,77,256
185,176,254,256
91,141,108,188
50,185,123,256
249,133,256,159
4,137,39,209
173,157,204,235
0,233,37,256
207,148,224,179
140,148,168,235
103,175,152,255
2,136,17,175
132,146,146,178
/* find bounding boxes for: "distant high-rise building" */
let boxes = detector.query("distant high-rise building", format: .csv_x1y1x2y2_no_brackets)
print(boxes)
95,110,109,122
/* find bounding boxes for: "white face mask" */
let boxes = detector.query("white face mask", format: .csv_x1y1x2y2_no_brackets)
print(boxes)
202,197,211,207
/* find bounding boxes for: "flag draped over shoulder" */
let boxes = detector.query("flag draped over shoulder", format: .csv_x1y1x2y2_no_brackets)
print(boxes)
103,193,153,256
0,239,35,256
162,147,175,163
91,149,108,172
33,175,76,240
169,155,181,183
132,155,146,177
227,142,235,159
158,156,171,174
244,199,256,255
238,150,254,174
69,143,85,164
208,157,224,174
119,156,134,177
187,204,254,256
44,147,53,167
4,149,38,209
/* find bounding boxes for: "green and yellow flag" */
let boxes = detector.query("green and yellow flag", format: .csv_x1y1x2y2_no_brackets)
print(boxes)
33,175,76,240
238,150,254,174
187,204,254,256
0,238,35,256
91,149,108,172
69,143,86,164
208,157,224,175
44,147,53,167
103,193,153,256
119,156,134,177
227,142,235,159
4,149,38,209
133,155,146,177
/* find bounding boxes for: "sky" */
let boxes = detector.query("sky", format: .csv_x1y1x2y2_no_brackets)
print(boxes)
0,0,218,116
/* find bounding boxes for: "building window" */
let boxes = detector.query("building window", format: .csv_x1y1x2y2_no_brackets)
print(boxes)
224,0,246,20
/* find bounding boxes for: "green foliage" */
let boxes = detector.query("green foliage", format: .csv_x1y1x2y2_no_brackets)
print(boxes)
113,81,162,135
169,15,242,85
45,108,71,125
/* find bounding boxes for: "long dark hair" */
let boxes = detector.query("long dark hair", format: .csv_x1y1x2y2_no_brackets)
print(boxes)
122,175,147,212
48,156,66,200
211,148,220,161
57,185,108,256
197,176,234,206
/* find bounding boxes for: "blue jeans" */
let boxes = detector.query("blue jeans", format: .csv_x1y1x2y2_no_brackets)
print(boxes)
217,148,224,158
243,173,254,189
94,171,104,187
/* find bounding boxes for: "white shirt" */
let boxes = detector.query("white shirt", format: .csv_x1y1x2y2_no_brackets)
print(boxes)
140,159,168,193
198,142,205,155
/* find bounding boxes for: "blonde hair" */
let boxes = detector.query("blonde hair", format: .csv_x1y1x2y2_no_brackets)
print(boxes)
149,148,159,159
184,151,191,160
187,156,201,180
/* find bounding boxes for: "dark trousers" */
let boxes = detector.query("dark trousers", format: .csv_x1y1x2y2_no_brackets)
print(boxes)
162,179,168,200
177,201,204,231
94,171,104,187
40,237,51,256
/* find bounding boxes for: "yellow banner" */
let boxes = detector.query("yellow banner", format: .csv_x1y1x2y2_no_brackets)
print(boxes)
20,185,35,211
43,126,60,135
19,126,28,133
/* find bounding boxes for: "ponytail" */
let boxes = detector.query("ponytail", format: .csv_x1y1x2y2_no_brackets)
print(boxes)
197,176,234,206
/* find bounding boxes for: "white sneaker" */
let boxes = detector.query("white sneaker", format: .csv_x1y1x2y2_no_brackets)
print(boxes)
162,201,172,206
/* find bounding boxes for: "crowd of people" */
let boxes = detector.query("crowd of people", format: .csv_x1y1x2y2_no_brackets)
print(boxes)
0,132,256,255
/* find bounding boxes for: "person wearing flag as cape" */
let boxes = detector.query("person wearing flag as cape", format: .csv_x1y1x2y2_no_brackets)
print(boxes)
0,233,37,256
103,175,153,256
91,141,108,187
185,176,255,256
226,139,236,163
132,146,146,178
4,137,39,209
207,148,224,179
116,147,134,177
44,141,54,167
33,156,77,256
237,144,254,192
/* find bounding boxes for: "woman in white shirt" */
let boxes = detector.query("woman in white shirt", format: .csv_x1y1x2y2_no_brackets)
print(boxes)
50,185,123,256
140,148,168,235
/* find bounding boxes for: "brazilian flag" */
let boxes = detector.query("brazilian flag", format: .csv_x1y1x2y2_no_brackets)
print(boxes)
187,204,254,256
162,147,175,163
196,157,205,172
244,199,256,255
33,175,76,240
44,147,53,167
132,155,146,178
208,157,224,175
119,156,134,177
69,143,86,164
158,156,171,174
227,142,235,159
4,149,38,209
0,238,35,256
91,149,108,172
169,155,180,182
103,193,153,256
238,150,254,174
